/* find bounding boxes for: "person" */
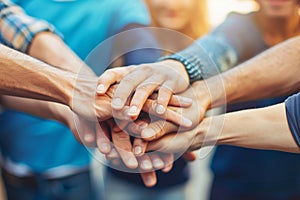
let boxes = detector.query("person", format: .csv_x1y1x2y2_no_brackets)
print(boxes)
0,0,175,199
0,44,93,108
147,91,300,154
97,0,300,198
103,1,210,199
0,1,98,118
140,36,300,154
145,0,209,51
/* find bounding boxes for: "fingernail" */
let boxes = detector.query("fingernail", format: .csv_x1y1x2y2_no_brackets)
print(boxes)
153,159,164,168
128,158,138,168
134,146,142,155
100,143,109,152
109,148,118,157
146,175,155,186
112,98,122,108
156,104,166,114
128,106,138,115
84,134,94,143
97,84,105,93
180,96,193,104
142,128,156,138
138,122,148,131
142,160,152,170
182,117,193,127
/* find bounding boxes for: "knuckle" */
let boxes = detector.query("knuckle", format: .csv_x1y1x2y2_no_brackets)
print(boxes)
121,76,136,85
136,84,152,91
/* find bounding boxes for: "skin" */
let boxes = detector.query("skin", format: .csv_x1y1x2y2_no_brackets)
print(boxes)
147,102,300,154
136,36,300,154
95,2,300,186
1,31,191,187
97,0,300,118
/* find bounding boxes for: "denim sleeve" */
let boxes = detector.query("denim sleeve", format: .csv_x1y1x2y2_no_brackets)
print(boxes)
160,12,267,83
159,33,238,83
285,92,300,147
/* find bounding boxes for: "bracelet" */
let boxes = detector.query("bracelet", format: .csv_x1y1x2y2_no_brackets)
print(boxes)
158,53,203,84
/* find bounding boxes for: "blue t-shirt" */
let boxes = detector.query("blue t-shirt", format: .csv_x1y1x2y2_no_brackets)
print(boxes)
0,0,150,173
286,92,300,147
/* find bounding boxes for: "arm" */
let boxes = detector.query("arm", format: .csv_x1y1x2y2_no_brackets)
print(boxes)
0,44,80,104
0,95,97,146
0,0,95,75
147,93,300,154
135,36,300,143
194,36,300,109
0,44,101,119
97,13,259,117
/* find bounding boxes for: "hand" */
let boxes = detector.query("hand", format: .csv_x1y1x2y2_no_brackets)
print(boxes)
128,83,210,141
94,85,194,127
51,104,100,147
97,120,175,187
96,60,191,121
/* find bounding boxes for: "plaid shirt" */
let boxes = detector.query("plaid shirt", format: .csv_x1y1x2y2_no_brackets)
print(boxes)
0,0,57,53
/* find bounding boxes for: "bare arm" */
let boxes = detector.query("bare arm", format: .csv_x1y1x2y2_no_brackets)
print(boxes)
28,32,95,75
194,36,300,108
0,44,98,118
148,102,300,154
201,104,300,153
0,44,77,104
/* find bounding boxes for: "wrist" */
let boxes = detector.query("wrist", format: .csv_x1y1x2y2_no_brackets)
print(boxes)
190,117,212,151
68,75,99,118
159,52,203,84
191,81,212,109
159,60,189,85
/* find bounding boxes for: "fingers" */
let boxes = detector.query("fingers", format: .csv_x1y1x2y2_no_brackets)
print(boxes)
71,115,96,147
161,153,174,173
133,138,148,156
138,154,153,171
155,84,173,115
149,154,165,170
182,152,197,161
111,130,138,169
111,70,150,110
140,172,157,187
106,148,119,160
127,120,149,135
141,120,177,141
97,66,135,94
147,130,195,154
142,100,192,128
164,108,193,128
96,122,111,154
128,77,164,118
169,95,193,108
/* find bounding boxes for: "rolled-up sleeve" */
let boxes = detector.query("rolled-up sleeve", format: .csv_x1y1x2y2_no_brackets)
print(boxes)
285,92,300,147
0,0,59,53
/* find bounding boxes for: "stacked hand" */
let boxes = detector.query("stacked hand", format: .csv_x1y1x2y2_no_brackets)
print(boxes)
74,60,212,187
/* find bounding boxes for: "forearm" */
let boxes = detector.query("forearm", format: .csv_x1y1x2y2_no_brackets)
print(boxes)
197,104,300,153
28,32,95,76
0,44,97,108
220,36,300,105
0,95,70,125
193,36,300,108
